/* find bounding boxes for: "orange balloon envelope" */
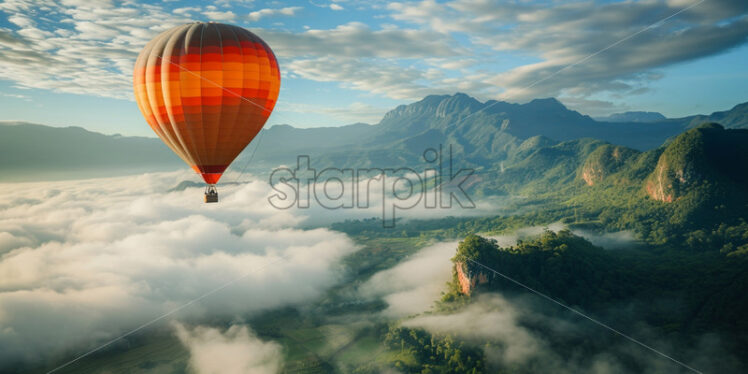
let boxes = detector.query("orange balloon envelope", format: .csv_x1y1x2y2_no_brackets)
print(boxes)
133,22,280,186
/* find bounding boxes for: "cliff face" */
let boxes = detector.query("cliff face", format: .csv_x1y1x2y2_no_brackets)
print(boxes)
455,261,489,295
645,156,679,202
579,144,637,186
644,125,711,202
641,123,748,231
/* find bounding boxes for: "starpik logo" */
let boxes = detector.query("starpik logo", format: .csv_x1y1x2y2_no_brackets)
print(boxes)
268,145,476,227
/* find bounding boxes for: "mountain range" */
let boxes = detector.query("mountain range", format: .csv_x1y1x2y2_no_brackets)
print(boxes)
252,93,748,170
595,111,667,123
1,94,747,182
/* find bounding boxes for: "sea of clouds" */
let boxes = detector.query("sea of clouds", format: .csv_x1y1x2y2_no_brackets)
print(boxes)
0,169,681,373
0,170,362,369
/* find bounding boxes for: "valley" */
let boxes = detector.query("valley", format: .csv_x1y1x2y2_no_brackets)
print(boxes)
4,94,748,374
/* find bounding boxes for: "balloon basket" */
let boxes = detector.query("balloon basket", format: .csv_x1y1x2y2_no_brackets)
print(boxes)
204,185,218,203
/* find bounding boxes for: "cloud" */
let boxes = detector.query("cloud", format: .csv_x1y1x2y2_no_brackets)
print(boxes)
404,295,545,364
359,241,457,316
330,4,344,11
3,0,745,128
0,1,463,103
285,56,493,100
0,171,357,369
572,229,640,250
174,322,283,374
263,22,461,59
388,0,748,109
173,6,201,15
486,222,639,251
404,294,742,373
0,0,191,99
203,10,237,21
247,6,302,22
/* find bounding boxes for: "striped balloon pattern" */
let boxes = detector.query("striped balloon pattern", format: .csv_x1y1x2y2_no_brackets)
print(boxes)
133,22,280,184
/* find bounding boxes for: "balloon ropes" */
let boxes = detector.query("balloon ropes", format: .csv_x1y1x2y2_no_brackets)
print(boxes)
133,22,280,203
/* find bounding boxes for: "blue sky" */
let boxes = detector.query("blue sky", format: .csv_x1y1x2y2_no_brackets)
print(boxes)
0,0,746,136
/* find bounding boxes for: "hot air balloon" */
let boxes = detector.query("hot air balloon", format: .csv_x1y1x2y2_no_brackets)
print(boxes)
133,22,280,203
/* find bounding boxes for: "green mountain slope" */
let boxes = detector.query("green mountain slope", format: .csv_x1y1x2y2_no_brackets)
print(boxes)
249,94,748,174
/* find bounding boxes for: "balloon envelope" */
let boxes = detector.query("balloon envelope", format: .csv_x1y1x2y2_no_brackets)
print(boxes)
133,22,280,184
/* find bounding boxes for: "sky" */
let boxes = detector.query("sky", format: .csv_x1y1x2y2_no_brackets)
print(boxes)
0,0,746,136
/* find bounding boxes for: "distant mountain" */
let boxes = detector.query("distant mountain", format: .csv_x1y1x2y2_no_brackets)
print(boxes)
675,101,748,129
0,122,182,182
251,94,748,172
4,94,747,183
258,122,376,165
368,94,685,150
596,111,666,123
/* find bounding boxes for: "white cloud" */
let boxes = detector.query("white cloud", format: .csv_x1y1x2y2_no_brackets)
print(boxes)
388,0,748,109
404,292,741,373
360,241,456,316
330,4,344,11
0,0,191,99
174,322,283,374
0,1,462,102
247,6,302,22
0,171,357,368
487,222,639,251
7,14,34,28
263,22,462,59
405,295,545,364
173,6,201,15
286,56,487,100
2,0,744,117
203,10,237,21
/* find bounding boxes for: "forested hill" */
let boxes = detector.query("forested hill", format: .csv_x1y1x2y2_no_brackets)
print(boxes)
466,123,748,250
448,231,748,345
